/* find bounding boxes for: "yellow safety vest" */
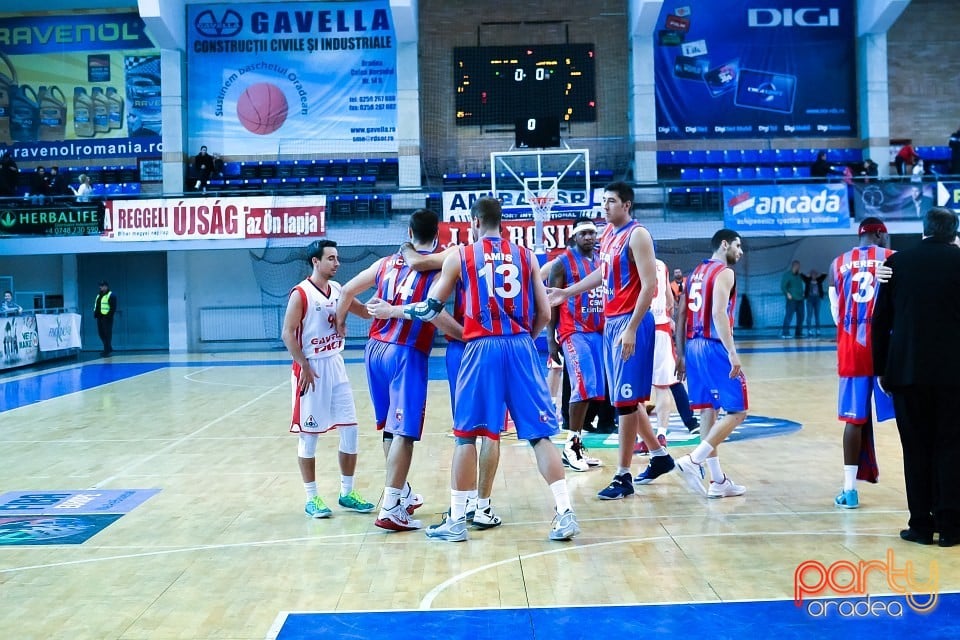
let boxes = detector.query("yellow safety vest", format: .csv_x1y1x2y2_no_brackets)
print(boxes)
96,291,112,315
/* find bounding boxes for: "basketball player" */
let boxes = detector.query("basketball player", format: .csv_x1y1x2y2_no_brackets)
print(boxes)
674,229,748,498
637,258,680,451
398,197,580,542
336,210,461,532
827,217,894,509
281,239,376,518
549,182,674,499
547,216,605,472
395,240,505,529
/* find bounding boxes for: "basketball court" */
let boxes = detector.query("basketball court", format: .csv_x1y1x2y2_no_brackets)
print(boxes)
1,340,957,638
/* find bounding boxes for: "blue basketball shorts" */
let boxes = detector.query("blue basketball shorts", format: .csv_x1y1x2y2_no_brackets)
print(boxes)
838,376,895,425
685,337,749,413
445,339,465,414
454,334,558,441
562,331,605,403
602,312,655,407
364,339,429,440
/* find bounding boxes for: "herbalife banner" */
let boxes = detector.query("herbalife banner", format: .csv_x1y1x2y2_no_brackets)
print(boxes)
0,203,102,236
186,2,397,155
35,313,82,351
0,12,162,162
723,183,849,232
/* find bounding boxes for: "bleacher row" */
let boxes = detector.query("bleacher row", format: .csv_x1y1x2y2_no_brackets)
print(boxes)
207,158,398,192
660,145,954,183
441,168,615,190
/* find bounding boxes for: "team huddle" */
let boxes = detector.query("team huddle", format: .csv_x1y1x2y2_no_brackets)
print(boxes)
280,182,896,542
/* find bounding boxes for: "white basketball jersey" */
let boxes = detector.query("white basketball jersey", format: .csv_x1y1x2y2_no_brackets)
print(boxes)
651,259,671,325
294,278,344,359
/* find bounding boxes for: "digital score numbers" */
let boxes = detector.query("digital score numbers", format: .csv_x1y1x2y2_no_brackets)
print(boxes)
455,44,597,126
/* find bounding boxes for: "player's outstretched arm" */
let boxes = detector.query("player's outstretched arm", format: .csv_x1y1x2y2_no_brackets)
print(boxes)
335,260,380,334
547,267,601,306
402,250,461,321
402,243,456,272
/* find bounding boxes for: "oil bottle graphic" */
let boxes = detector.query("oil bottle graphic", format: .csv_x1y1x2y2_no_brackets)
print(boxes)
38,85,67,141
106,86,124,130
10,84,39,142
0,51,16,143
73,87,94,137
91,86,109,134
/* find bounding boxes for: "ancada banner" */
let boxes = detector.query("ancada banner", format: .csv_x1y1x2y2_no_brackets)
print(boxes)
438,219,597,257
723,183,849,231
186,1,397,155
102,195,325,241
442,188,603,222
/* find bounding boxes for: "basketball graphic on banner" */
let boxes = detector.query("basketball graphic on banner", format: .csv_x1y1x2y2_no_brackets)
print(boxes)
236,82,288,135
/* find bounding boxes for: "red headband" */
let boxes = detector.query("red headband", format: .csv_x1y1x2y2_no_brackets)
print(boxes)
858,222,888,235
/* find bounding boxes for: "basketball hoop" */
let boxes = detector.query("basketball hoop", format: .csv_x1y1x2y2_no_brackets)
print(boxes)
527,186,558,254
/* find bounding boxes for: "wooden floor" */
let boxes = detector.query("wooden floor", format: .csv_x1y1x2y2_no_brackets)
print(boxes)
0,341,957,639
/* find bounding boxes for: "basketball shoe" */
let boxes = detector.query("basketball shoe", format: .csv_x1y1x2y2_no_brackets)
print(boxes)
305,495,332,519
338,489,375,512
549,509,581,541
707,476,746,498
375,503,423,531
425,512,468,542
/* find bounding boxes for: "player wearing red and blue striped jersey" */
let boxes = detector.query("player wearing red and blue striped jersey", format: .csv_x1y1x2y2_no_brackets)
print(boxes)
337,209,462,533
827,217,894,509
393,197,579,542
547,218,606,472
548,182,674,499
675,229,748,499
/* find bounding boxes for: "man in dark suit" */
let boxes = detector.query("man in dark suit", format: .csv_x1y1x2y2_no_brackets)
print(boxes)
873,207,960,548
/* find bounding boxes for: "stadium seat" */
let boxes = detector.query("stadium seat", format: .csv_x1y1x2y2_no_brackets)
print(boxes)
757,166,776,180
699,167,720,181
703,150,724,166
723,149,743,165
688,149,708,166
774,166,796,180
718,167,739,181
741,149,761,165
737,166,757,180
794,165,812,178
794,148,817,164
680,167,700,181
757,149,776,164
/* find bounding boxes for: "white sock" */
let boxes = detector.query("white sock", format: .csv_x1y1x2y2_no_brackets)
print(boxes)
691,442,714,464
467,489,478,502
384,486,402,511
550,479,572,514
706,457,724,483
304,481,318,499
650,448,668,457
617,466,631,476
451,490,470,520
477,497,490,510
340,475,353,497
843,465,858,492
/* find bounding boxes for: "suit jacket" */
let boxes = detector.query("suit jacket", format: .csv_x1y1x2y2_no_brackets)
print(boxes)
872,238,960,387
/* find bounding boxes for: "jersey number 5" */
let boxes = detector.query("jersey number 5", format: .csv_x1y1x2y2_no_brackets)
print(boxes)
687,281,704,312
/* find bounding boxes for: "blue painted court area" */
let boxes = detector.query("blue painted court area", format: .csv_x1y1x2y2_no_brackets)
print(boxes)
0,363,166,412
275,594,960,640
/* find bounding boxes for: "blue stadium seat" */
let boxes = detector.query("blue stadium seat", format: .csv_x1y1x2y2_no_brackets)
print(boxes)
703,150,724,166
741,149,760,164
774,166,796,180
671,150,693,165
794,165,812,178
794,148,817,164
757,166,776,180
737,166,757,180
757,149,776,164
680,167,700,181
700,167,720,180
688,149,708,166
841,148,861,163
723,149,743,165
656,150,674,165
774,149,795,164
718,167,739,181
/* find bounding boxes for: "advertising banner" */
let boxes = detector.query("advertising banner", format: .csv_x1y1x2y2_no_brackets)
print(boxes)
102,195,326,241
186,2,397,155
654,1,856,139
438,219,591,257
1,314,39,369
35,313,82,351
936,182,960,211
723,183,849,231
442,188,603,222
0,203,102,236
852,181,934,221
0,12,162,162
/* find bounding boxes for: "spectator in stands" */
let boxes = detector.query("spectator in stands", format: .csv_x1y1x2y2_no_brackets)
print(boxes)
30,165,49,204
1,290,22,316
951,126,960,175
780,260,805,339
895,143,919,176
72,174,93,202
811,151,833,178
47,166,72,199
193,145,213,192
856,158,879,181
0,151,18,197
800,269,827,337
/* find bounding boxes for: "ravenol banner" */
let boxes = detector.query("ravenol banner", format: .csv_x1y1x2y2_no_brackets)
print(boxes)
654,0,855,139
0,12,162,161
723,183,849,231
186,2,397,155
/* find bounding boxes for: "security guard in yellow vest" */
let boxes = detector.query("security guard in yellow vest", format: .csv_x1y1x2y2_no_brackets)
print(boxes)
94,280,116,356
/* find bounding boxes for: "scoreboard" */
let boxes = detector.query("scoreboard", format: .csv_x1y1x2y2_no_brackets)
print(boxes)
454,44,596,126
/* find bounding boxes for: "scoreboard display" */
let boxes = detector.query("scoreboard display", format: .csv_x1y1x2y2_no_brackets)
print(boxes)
455,44,596,126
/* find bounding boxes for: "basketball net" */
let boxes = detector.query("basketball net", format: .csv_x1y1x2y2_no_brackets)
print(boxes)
526,182,558,255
